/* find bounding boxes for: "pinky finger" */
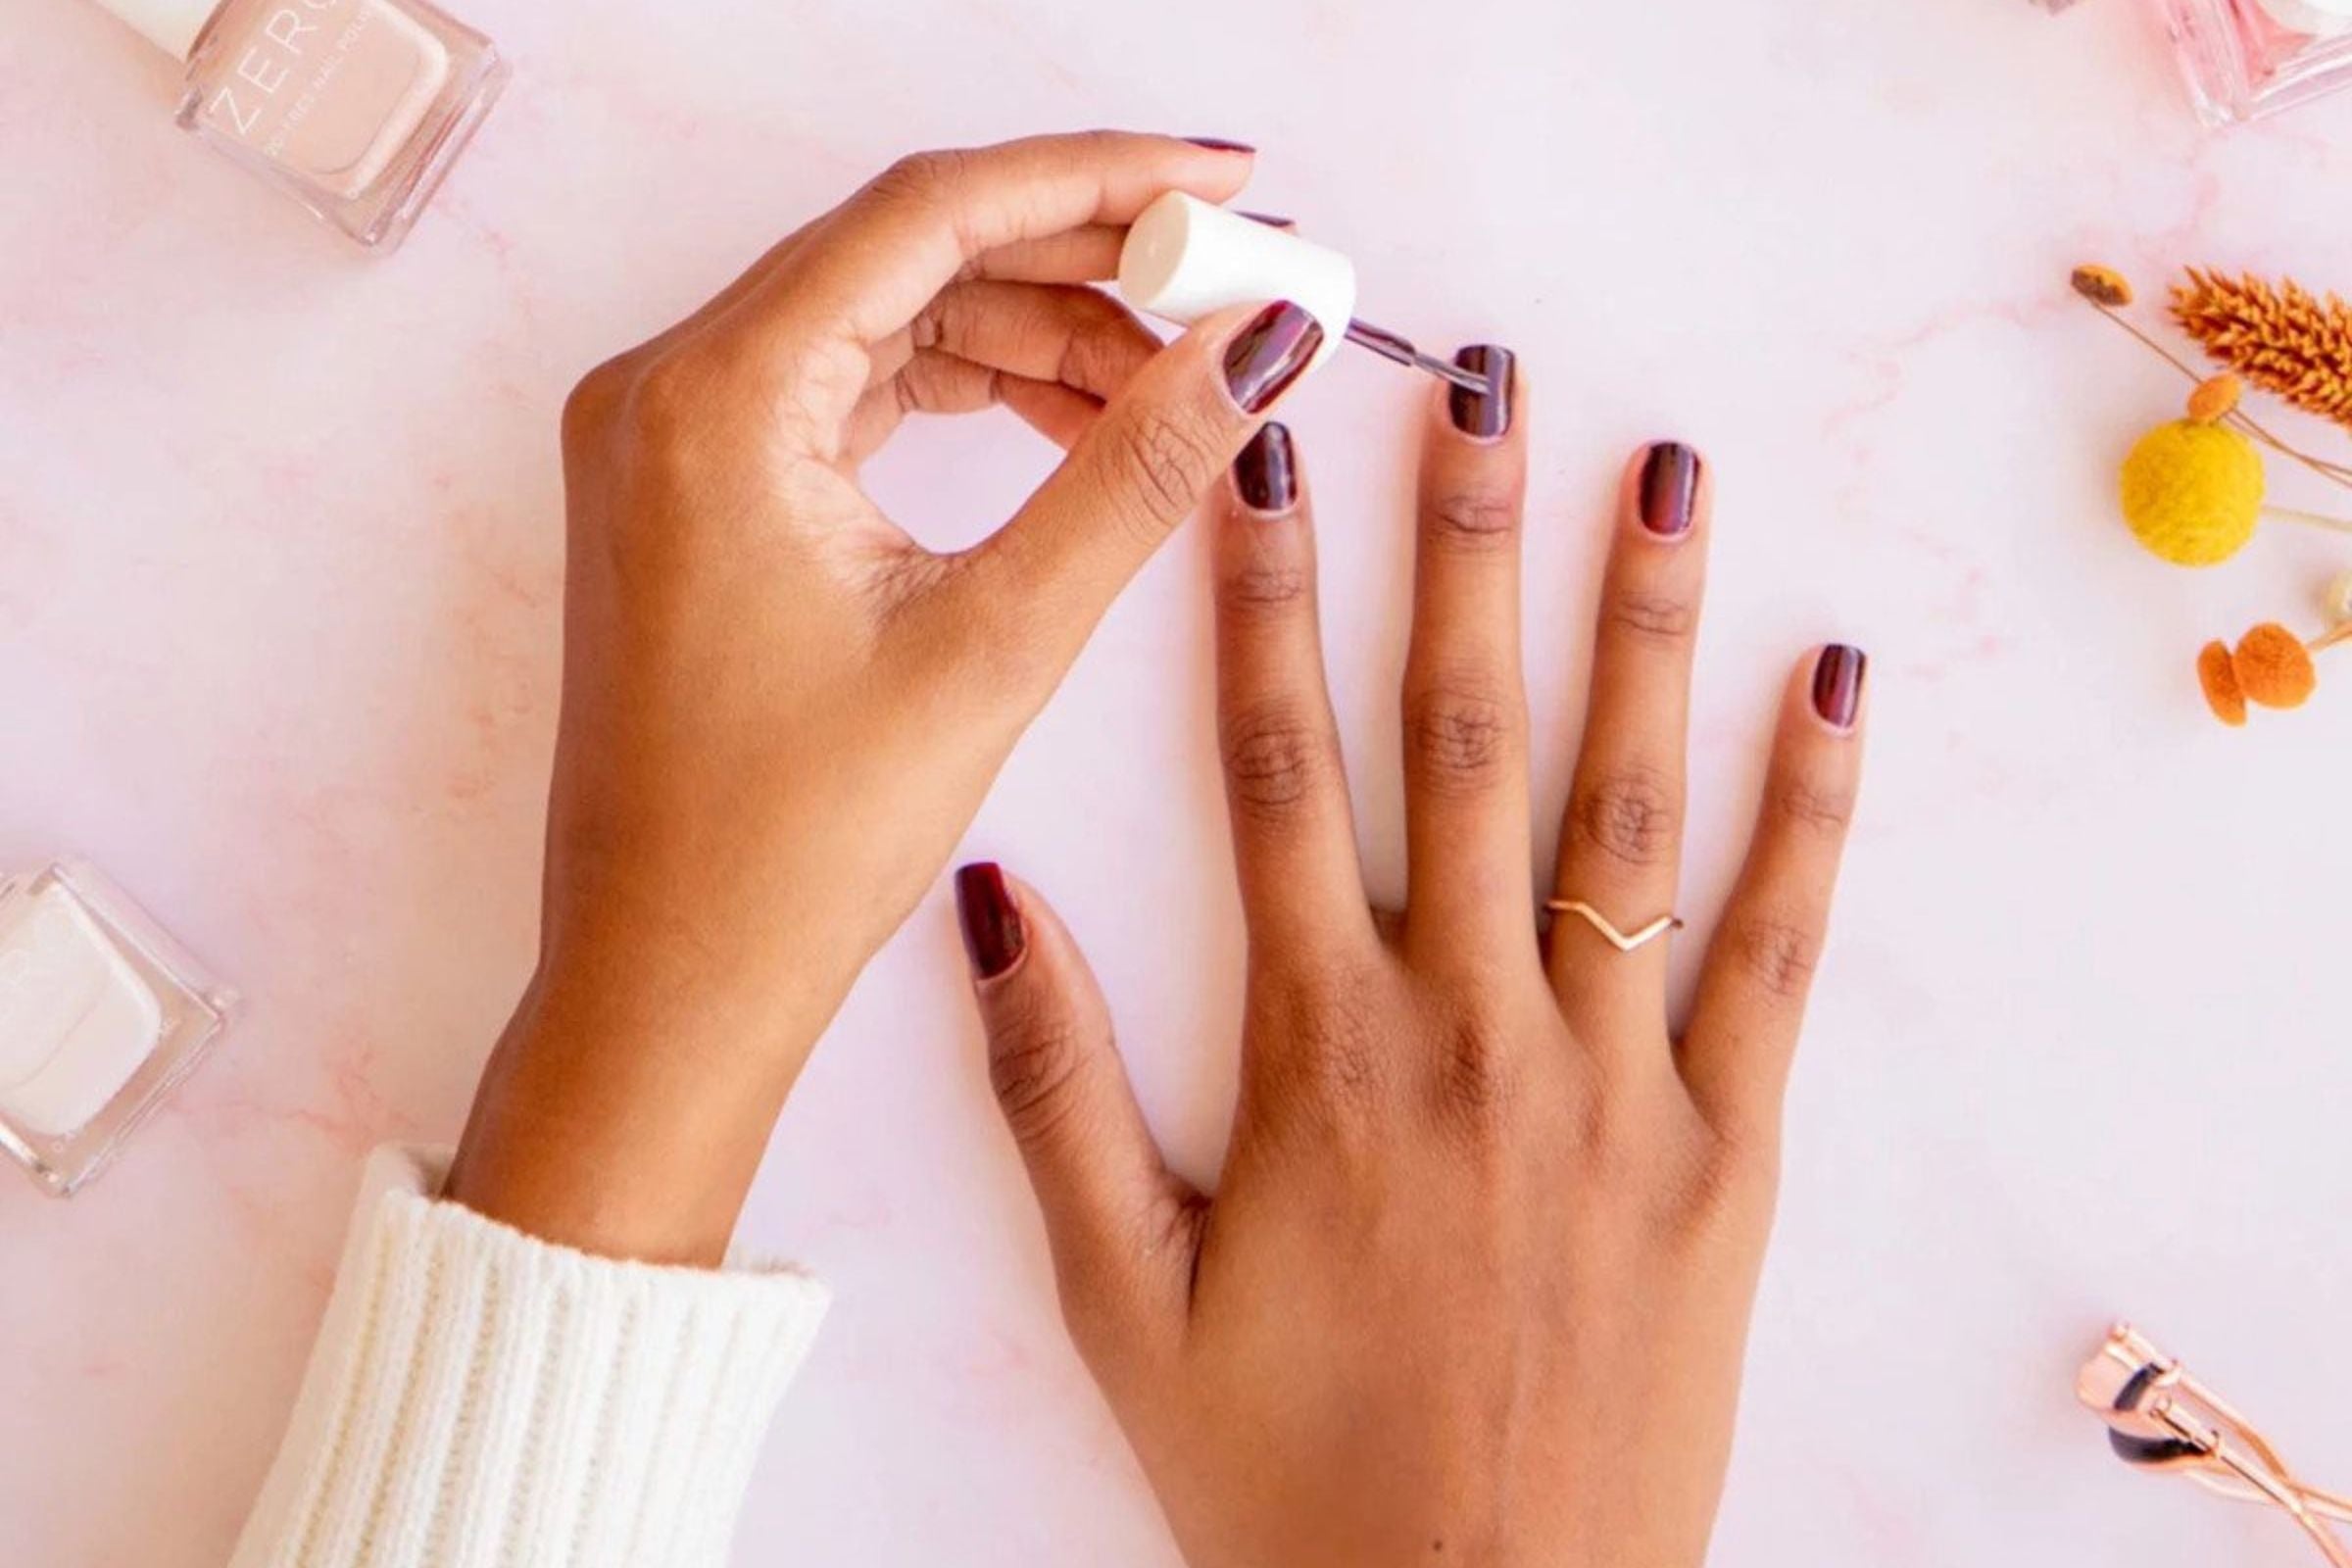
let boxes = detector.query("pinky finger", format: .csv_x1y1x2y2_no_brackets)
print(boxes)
1680,644,1867,1139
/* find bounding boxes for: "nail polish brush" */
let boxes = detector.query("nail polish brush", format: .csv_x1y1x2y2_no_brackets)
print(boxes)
1117,192,1493,398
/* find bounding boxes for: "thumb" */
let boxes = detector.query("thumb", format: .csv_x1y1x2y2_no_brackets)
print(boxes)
953,862,1200,1369
974,300,1326,669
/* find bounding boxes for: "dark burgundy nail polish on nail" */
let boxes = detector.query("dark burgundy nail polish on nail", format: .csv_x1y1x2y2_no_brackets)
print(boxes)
1234,422,1298,513
1185,136,1256,153
954,862,1025,980
1812,645,1868,730
1236,211,1295,229
1447,344,1515,438
1639,442,1700,538
1224,302,1324,415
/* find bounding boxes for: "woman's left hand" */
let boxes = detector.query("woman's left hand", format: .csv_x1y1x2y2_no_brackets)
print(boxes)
449,132,1323,1262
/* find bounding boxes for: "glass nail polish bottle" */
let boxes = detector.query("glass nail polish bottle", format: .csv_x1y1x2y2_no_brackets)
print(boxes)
2161,0,2352,124
0,859,237,1196
93,0,508,250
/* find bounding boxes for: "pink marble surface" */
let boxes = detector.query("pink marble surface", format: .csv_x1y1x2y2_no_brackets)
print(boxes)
9,0,2352,1560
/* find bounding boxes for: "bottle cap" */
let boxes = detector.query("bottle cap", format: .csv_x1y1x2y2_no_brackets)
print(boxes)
1118,192,1354,371
90,0,219,61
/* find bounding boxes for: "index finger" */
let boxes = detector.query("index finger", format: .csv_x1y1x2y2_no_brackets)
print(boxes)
758,132,1255,348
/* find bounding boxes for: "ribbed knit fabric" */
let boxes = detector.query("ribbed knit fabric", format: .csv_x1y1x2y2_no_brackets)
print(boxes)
228,1147,830,1568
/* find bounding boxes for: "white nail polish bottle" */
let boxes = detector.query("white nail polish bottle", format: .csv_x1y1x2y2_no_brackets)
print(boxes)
0,860,236,1196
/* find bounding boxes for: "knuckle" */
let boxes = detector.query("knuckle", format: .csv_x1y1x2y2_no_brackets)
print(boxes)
560,354,635,450
1058,314,1143,392
1105,404,1219,537
626,352,726,445
1570,763,1682,869
987,1012,1091,1148
1603,586,1698,646
1671,1125,1780,1241
1431,1007,1522,1135
1404,678,1517,794
1728,912,1824,1001
1218,558,1310,615
1769,775,1856,838
1220,701,1328,820
868,148,965,212
1424,487,1521,552
1259,970,1390,1118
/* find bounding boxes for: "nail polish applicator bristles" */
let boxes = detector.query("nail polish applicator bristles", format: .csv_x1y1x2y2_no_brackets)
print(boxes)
1118,191,1494,399
1343,318,1493,396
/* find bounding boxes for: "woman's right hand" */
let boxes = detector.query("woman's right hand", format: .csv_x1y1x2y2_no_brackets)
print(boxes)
449,132,1322,1265
958,379,1868,1564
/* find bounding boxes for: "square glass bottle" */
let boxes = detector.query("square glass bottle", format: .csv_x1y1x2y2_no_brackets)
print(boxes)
2160,0,2352,124
95,0,508,250
0,860,237,1196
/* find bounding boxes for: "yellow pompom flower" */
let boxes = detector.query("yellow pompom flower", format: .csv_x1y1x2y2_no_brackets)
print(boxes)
2119,415,2264,565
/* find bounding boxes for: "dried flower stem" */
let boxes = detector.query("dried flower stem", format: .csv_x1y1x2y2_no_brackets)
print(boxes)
2309,620,2352,654
2269,504,2352,535
2087,300,2352,488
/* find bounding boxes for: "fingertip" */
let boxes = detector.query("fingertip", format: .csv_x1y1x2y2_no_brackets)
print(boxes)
955,861,1029,984
1621,440,1706,543
1433,343,1522,447
1801,643,1870,737
1220,301,1327,417
1230,420,1303,518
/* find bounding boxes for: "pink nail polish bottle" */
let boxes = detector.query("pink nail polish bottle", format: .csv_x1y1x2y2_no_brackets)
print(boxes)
2161,0,2352,123
93,0,508,250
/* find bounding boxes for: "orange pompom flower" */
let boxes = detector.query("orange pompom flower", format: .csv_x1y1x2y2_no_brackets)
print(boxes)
2196,614,2352,725
2233,622,2318,709
2197,640,2247,726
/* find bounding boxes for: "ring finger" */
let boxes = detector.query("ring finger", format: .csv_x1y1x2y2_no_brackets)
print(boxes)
1546,441,1710,1053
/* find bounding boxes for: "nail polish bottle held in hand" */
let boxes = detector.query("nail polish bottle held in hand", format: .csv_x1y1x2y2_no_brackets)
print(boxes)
93,0,507,249
0,860,236,1196
2162,0,2352,122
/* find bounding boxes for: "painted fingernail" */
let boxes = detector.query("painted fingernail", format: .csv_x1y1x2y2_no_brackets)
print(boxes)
1639,442,1701,538
1812,645,1868,731
1224,302,1324,414
1236,211,1295,229
954,862,1025,980
1185,136,1256,153
1447,344,1515,439
1234,422,1298,514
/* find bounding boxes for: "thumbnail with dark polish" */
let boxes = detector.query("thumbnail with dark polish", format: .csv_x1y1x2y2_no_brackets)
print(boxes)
1812,645,1868,730
1184,136,1256,153
1447,344,1515,438
954,862,1025,980
1224,303,1324,415
1639,442,1700,537
1234,422,1298,513
1236,211,1296,229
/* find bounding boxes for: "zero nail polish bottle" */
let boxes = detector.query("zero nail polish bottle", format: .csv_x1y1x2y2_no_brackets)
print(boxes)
93,0,508,250
2161,0,2352,123
0,859,237,1196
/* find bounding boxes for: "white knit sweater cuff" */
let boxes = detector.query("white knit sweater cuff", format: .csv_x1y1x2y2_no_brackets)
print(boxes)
230,1145,829,1568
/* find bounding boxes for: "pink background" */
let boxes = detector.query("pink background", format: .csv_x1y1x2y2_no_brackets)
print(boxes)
8,0,2352,1561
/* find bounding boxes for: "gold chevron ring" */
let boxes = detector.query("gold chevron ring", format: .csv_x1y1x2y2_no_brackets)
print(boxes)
1544,899,1684,954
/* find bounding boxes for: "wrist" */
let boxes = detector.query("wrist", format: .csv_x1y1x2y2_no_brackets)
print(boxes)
444,960,820,1266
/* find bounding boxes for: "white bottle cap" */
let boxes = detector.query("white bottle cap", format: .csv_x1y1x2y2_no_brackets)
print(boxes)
1118,192,1354,371
90,0,219,61
2260,0,2352,33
